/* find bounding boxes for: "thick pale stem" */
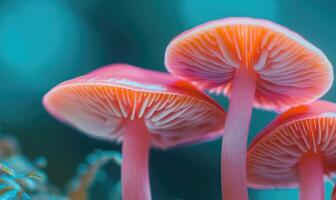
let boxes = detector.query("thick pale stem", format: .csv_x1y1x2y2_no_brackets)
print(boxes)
221,67,256,200
122,119,151,200
299,153,324,200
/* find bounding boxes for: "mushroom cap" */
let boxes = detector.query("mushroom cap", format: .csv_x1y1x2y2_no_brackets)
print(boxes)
165,17,333,111
247,101,336,189
43,64,226,149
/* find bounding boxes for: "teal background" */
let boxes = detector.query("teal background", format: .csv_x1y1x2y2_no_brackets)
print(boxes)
0,0,335,199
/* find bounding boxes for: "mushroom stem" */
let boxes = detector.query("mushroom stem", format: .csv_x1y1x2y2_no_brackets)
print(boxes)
299,153,324,200
221,67,256,200
122,119,151,200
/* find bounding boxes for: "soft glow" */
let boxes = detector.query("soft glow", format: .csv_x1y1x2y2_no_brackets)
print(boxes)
107,78,166,91
0,0,84,91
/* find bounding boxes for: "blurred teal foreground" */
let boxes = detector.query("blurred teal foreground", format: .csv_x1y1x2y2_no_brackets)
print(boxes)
0,0,335,199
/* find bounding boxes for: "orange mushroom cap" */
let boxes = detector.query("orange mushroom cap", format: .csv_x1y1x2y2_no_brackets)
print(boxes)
165,17,333,111
247,101,336,188
43,64,226,149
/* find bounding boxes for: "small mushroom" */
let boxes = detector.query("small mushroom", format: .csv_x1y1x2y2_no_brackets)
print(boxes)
165,17,333,199
247,101,336,200
43,64,225,200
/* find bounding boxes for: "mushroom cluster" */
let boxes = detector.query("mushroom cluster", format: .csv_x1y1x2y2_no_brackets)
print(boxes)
165,17,333,200
44,17,334,200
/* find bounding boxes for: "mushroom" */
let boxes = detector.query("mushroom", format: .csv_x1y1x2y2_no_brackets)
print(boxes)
247,101,336,200
165,17,333,199
43,64,226,200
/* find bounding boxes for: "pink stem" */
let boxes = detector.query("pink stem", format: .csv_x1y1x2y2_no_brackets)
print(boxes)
122,120,151,200
221,67,256,200
299,153,324,200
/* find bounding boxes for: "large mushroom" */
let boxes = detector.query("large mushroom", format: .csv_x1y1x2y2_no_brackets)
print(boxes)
247,101,336,200
43,64,226,200
165,17,333,199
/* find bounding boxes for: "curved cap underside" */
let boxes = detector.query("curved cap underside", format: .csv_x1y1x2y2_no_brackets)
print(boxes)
247,101,336,188
165,17,333,111
43,64,225,149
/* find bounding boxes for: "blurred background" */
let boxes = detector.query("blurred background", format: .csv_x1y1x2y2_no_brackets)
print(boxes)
0,0,335,199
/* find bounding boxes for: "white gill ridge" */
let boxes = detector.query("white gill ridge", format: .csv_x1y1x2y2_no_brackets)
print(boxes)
62,84,221,131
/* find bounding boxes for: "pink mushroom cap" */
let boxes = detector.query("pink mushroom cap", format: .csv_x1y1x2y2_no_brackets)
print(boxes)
247,101,336,189
43,64,226,149
165,17,333,111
